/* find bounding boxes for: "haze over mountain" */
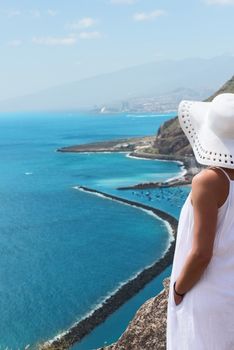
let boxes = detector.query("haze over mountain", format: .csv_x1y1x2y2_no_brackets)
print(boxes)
1,55,234,112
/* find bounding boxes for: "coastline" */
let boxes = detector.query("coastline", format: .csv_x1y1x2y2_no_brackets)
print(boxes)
57,136,155,155
57,137,198,188
124,152,194,187
118,153,190,190
46,136,197,349
39,186,178,350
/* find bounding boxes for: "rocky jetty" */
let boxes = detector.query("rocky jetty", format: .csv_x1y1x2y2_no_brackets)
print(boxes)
39,188,177,350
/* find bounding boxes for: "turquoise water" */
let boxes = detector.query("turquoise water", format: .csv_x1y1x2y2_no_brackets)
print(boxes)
72,182,191,350
0,111,190,349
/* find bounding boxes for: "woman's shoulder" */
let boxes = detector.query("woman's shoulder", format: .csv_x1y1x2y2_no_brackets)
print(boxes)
191,167,228,208
192,167,224,188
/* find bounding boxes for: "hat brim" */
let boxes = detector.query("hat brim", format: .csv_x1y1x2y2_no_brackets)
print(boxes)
178,100,234,169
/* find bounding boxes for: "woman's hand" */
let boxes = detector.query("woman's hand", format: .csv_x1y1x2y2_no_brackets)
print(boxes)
173,289,183,305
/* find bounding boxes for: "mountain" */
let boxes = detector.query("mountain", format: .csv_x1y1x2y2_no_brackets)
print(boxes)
206,74,234,101
1,56,234,112
152,75,234,157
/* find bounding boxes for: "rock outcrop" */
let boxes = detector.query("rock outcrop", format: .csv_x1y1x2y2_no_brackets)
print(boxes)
98,277,170,350
153,116,192,156
153,75,234,157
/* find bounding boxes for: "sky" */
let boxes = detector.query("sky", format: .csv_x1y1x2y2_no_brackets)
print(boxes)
0,0,234,101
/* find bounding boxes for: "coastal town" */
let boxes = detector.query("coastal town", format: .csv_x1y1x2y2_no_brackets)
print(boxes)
90,88,212,115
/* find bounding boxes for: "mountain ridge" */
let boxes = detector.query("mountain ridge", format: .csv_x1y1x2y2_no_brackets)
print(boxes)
1,56,234,112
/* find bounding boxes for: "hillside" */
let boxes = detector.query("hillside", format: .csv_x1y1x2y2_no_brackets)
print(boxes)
206,75,234,101
151,75,234,157
0,56,234,112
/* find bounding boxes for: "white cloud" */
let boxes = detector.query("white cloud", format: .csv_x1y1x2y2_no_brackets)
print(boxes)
133,9,166,21
47,9,58,17
110,0,138,4
7,39,22,47
206,0,234,3
32,29,102,45
67,17,98,30
5,9,42,19
7,10,21,18
28,9,41,18
79,31,101,39
32,36,77,46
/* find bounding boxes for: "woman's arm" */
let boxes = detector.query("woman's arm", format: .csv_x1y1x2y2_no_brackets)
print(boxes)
174,169,220,299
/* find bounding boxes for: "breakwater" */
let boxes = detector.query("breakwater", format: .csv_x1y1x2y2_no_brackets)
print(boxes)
40,186,178,350
116,178,191,190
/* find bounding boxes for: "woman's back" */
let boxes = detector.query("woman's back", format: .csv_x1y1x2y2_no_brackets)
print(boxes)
167,166,234,349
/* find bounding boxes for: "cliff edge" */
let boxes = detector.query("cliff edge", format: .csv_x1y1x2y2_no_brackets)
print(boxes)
98,277,170,350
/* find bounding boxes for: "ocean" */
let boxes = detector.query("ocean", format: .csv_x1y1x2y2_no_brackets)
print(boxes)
0,111,190,349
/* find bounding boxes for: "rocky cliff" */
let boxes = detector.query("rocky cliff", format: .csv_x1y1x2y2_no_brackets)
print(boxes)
152,75,234,157
98,277,170,350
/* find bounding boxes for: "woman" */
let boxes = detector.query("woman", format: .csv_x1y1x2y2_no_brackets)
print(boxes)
166,93,234,349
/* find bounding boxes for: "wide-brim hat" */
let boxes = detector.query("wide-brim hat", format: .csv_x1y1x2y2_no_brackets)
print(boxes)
178,93,234,169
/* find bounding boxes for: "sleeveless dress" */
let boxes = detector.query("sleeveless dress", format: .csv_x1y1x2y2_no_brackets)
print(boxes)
166,166,234,350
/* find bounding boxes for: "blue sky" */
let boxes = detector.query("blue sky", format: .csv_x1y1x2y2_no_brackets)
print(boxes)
0,0,234,100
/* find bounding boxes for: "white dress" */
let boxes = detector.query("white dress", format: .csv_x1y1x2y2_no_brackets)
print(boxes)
166,166,234,350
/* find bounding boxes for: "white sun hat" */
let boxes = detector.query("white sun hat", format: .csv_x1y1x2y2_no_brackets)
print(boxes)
178,93,234,169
